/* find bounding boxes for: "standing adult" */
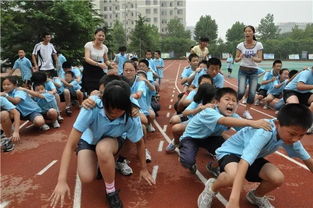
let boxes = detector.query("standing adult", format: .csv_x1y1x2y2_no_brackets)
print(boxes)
83,28,111,95
235,25,263,119
190,37,209,62
32,32,58,77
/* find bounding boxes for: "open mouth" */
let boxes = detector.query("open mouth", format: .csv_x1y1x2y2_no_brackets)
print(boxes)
226,107,233,113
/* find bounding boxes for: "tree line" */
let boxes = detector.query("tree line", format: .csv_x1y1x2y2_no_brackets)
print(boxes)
1,1,312,66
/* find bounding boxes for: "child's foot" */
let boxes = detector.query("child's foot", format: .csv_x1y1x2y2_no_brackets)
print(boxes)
145,148,152,163
165,139,178,153
263,104,269,110
243,110,253,120
106,190,123,208
246,190,275,208
1,138,14,152
116,158,133,176
197,178,217,208
242,97,247,104
65,106,72,116
147,124,155,132
254,99,260,106
57,115,64,123
40,124,50,131
52,120,60,128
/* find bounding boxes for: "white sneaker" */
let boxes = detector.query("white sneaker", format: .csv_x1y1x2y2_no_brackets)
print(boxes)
52,120,60,128
116,159,133,176
242,97,247,104
145,148,152,163
263,104,269,110
243,110,253,120
147,124,156,132
254,99,260,106
246,190,275,208
197,178,217,208
40,124,50,131
307,124,313,134
57,115,64,123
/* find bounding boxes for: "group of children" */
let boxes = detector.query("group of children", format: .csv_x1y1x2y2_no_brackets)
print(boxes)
1,48,313,208
169,53,313,207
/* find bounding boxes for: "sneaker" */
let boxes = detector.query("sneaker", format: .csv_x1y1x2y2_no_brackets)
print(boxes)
197,178,217,208
307,124,313,134
242,97,247,104
0,129,5,138
40,124,50,131
116,159,133,176
246,190,275,208
254,99,260,106
263,104,269,110
189,164,197,174
145,148,152,163
52,120,60,128
243,110,253,120
165,139,177,153
106,190,123,208
57,115,64,123
1,138,14,152
147,124,155,132
206,162,220,178
65,107,72,116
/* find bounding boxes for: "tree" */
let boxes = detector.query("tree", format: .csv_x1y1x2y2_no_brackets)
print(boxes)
194,15,218,42
257,13,280,40
166,18,190,39
226,21,245,42
1,1,102,65
128,15,160,57
110,20,126,54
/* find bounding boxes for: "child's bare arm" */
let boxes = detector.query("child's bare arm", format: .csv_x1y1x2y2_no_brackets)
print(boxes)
303,157,313,173
218,117,272,131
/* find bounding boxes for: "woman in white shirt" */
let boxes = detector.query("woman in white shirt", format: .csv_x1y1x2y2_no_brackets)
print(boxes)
235,25,263,119
83,28,111,95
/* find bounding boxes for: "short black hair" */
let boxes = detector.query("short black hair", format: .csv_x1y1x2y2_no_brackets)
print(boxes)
198,60,208,68
145,50,152,54
288,70,298,79
94,28,105,35
31,71,47,84
102,80,132,121
198,74,213,85
65,71,75,77
277,104,312,129
273,60,282,66
99,74,122,87
279,68,289,75
62,61,72,69
155,50,161,55
215,87,238,102
123,60,137,70
42,32,50,38
130,57,138,62
139,59,149,68
200,37,209,42
119,46,127,52
193,83,216,105
208,57,221,68
188,53,199,62
33,82,45,89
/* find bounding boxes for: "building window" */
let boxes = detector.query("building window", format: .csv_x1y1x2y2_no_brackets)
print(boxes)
115,6,118,10
170,1,173,6
146,18,151,22
177,9,183,14
146,8,151,14
104,7,107,11
154,17,158,23
153,0,158,5
109,7,112,11
104,14,107,18
170,10,173,15
115,14,118,18
177,1,183,6
146,0,151,5
154,8,158,14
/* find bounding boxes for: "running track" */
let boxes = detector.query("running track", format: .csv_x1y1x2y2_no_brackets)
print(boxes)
1,60,313,208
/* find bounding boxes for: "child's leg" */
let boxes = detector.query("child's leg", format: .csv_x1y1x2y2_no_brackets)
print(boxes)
32,114,45,127
0,111,12,137
76,90,84,105
54,93,61,111
308,94,313,112
63,89,71,108
179,138,199,170
95,138,119,186
255,163,284,196
172,123,187,145
211,162,238,192
263,94,274,104
169,115,182,125
77,148,98,183
45,108,58,122
139,113,148,126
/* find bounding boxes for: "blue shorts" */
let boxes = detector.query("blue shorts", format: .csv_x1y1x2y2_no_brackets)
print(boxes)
20,111,42,122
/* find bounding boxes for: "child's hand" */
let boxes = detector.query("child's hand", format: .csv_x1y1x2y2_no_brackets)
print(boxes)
0,92,8,97
12,131,20,142
90,90,101,96
49,181,71,208
81,98,96,109
139,168,155,186
251,119,272,131
196,67,202,73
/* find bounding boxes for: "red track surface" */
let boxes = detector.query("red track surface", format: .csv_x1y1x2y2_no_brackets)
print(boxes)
1,60,313,208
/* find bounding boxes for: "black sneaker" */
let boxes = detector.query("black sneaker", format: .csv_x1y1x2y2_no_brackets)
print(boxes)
1,138,14,152
106,190,123,208
189,164,197,174
206,161,220,178
65,107,72,116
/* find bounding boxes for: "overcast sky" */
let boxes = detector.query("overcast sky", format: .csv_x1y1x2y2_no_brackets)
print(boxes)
186,0,313,40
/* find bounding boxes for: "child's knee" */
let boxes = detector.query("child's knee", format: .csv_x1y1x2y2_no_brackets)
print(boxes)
79,171,96,183
0,111,10,120
33,116,45,126
269,170,284,186
179,153,195,169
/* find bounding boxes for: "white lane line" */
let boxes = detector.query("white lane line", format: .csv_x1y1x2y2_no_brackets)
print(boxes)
25,124,34,129
154,120,226,205
170,99,173,103
163,125,168,132
163,60,176,72
36,160,58,175
0,201,10,208
158,141,164,152
173,90,175,93
166,112,170,118
275,151,309,171
19,120,29,129
73,171,82,208
168,105,172,110
223,78,308,171
171,94,175,97
152,165,159,182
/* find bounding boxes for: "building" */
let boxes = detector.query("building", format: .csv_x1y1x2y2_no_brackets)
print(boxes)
277,22,309,34
97,0,186,35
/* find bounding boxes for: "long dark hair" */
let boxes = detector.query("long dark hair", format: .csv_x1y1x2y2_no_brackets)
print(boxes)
244,25,257,41
193,83,216,105
102,80,132,121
